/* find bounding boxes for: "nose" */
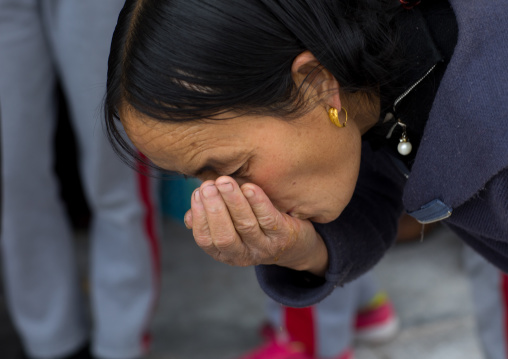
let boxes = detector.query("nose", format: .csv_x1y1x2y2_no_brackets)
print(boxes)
233,177,248,187
210,175,247,188
198,173,216,182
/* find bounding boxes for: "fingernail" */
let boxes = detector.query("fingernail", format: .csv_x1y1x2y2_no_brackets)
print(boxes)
243,188,255,198
217,182,234,193
202,184,218,199
194,189,201,202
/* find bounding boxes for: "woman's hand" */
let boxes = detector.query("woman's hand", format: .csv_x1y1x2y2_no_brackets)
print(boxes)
184,176,329,276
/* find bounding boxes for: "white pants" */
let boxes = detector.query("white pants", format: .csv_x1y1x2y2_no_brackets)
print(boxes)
0,1,160,358
464,246,508,359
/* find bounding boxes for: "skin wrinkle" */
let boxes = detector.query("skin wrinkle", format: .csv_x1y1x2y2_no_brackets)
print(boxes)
121,107,177,157
168,125,209,164
177,123,250,177
124,106,229,175
273,216,299,263
186,144,209,172
231,214,259,235
212,220,252,267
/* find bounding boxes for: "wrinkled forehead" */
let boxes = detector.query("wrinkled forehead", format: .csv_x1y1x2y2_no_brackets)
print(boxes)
118,104,247,174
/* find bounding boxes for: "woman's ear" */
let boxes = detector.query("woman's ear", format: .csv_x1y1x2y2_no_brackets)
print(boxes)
291,51,341,110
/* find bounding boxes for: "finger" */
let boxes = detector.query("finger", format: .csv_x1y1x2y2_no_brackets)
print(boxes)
199,181,245,254
240,183,286,235
190,188,217,255
215,176,261,240
184,209,193,229
241,183,300,264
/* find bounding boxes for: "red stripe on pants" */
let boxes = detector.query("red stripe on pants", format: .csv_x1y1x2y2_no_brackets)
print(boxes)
502,274,508,359
284,306,316,356
136,157,161,351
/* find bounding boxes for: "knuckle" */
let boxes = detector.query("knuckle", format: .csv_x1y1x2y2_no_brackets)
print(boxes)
206,204,223,215
234,218,259,235
257,212,279,229
212,234,237,250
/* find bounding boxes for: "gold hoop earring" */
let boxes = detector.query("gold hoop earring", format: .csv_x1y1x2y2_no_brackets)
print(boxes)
328,107,347,128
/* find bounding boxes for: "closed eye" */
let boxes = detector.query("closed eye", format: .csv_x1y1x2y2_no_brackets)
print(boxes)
227,162,248,179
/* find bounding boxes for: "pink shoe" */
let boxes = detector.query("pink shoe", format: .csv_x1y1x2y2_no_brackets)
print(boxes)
237,341,353,359
336,348,354,359
238,329,354,359
354,292,399,345
236,340,311,359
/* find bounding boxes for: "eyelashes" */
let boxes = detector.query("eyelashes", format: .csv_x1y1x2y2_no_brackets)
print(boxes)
184,161,250,181
228,162,249,178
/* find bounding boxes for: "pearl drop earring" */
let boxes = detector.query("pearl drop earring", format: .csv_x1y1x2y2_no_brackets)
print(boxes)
386,117,413,156
397,125,412,156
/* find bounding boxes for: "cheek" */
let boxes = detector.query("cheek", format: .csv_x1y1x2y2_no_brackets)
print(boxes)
248,162,293,199
330,139,361,193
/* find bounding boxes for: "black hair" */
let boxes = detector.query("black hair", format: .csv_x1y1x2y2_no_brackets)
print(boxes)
105,0,406,167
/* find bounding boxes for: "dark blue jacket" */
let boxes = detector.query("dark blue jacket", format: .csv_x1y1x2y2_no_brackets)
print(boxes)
256,0,508,307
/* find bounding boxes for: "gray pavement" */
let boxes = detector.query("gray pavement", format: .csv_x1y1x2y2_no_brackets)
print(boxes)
0,219,485,359
146,219,485,359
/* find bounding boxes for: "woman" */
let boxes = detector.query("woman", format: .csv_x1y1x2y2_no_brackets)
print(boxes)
104,0,508,357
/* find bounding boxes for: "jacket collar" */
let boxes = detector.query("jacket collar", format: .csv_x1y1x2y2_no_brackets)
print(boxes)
403,0,508,212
